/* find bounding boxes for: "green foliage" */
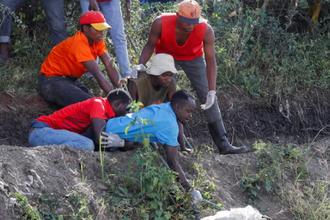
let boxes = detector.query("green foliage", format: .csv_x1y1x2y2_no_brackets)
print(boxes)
0,0,82,93
242,140,330,218
13,192,93,220
66,192,93,219
3,0,330,102
15,193,42,220
38,194,62,219
101,101,198,219
0,2,26,29
242,141,308,205
125,1,178,66
204,0,330,100
100,101,221,219
104,145,205,219
124,100,155,142
287,182,330,220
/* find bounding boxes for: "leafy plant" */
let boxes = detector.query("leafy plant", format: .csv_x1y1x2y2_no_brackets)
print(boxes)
0,2,26,29
100,100,199,219
13,191,94,220
242,141,308,205
204,0,330,101
14,193,42,220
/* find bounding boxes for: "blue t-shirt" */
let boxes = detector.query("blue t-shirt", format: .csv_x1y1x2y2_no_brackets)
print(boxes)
105,103,179,147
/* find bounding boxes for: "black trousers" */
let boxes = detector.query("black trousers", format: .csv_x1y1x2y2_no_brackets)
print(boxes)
38,74,94,107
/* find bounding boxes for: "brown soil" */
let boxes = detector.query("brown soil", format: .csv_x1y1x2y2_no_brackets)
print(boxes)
1,89,330,219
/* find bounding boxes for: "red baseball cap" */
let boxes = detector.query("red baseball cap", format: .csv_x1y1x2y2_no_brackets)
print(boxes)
80,11,111,30
178,0,203,24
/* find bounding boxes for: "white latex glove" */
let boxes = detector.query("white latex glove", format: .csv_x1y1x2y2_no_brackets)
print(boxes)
190,189,203,204
129,64,145,79
101,132,125,148
201,90,216,110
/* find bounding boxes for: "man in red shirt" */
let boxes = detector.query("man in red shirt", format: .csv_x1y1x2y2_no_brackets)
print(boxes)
28,89,131,151
39,11,121,107
138,0,249,154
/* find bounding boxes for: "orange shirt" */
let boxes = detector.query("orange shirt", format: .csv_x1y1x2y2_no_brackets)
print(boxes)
40,31,107,78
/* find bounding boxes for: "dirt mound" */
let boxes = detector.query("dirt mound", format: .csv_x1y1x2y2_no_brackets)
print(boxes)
216,88,330,143
0,145,293,219
0,145,135,219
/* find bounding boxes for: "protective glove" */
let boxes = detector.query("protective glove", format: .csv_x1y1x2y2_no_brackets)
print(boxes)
200,90,216,110
190,189,203,204
101,132,125,148
129,64,145,79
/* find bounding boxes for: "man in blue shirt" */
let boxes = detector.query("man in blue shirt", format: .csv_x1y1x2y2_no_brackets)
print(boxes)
103,90,195,190
106,102,179,145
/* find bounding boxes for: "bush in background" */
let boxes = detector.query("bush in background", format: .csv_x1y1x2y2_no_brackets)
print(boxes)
2,0,330,100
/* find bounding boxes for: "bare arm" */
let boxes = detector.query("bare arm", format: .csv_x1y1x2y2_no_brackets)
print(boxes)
165,145,191,189
125,0,131,23
203,24,217,91
127,79,138,101
89,0,99,11
167,81,176,101
177,122,186,149
82,59,114,94
91,118,106,147
167,87,187,152
99,53,121,89
139,17,162,65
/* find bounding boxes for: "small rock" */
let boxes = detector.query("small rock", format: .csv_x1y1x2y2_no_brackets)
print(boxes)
56,207,71,216
95,183,108,190
7,198,17,207
25,175,34,186
62,155,70,162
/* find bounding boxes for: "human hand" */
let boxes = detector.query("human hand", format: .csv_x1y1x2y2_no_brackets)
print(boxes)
180,146,192,155
129,64,145,79
101,132,125,148
200,90,216,110
89,0,99,11
189,189,203,204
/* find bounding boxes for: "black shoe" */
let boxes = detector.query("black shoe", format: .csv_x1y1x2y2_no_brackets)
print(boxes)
208,120,249,155
217,142,249,155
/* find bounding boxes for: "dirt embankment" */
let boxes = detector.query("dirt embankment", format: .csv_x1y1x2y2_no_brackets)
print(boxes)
1,89,330,219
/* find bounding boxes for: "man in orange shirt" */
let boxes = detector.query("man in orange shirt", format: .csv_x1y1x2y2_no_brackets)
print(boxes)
38,11,120,107
139,0,249,155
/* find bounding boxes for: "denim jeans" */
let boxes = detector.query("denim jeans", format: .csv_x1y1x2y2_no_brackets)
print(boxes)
175,56,222,124
0,0,67,45
38,74,94,107
29,127,95,151
80,0,131,78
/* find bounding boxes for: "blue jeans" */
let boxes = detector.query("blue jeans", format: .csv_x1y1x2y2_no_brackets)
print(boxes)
80,0,131,78
29,127,95,151
0,0,67,45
